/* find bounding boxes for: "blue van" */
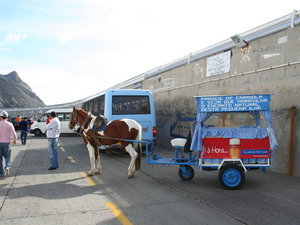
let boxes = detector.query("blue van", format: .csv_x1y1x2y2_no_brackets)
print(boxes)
82,89,157,144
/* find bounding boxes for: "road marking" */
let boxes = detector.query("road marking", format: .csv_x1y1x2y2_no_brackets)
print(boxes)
79,173,133,224
67,156,76,163
105,202,134,225
58,143,66,152
80,172,97,186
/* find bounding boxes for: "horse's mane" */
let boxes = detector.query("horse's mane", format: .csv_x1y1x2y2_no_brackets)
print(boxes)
77,108,88,116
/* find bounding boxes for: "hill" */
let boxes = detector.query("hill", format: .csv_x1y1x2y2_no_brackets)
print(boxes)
0,71,45,108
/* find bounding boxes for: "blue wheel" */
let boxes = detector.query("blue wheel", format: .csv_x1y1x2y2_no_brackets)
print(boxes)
219,165,245,190
178,165,194,181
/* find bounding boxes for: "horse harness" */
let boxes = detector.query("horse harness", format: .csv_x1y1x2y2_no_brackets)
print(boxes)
74,111,133,148
81,114,108,147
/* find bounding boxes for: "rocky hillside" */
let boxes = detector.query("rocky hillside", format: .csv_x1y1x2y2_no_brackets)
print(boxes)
0,71,45,108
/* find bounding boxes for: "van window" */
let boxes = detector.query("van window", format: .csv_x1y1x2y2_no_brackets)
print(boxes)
112,95,150,115
64,113,70,121
57,114,64,121
40,112,70,122
40,115,47,122
55,113,70,121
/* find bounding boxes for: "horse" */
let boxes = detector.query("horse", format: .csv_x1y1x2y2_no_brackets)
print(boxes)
69,107,142,178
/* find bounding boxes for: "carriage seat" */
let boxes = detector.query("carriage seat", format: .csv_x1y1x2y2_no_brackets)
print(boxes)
171,138,187,149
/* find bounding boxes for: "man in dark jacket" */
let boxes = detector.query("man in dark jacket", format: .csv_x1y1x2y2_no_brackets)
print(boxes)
19,117,29,145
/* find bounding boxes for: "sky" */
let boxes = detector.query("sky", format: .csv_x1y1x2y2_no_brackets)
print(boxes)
0,0,299,105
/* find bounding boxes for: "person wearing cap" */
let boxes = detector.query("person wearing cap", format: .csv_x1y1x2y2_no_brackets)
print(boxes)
0,110,17,177
45,111,60,170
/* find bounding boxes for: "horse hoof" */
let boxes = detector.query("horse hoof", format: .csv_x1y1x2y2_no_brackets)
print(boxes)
95,170,101,174
128,173,134,179
87,172,94,176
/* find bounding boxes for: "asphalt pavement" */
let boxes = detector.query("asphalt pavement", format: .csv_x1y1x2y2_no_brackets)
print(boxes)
1,134,300,225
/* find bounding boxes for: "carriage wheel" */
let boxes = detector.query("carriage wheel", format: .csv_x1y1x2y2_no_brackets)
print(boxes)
219,165,245,190
178,165,194,181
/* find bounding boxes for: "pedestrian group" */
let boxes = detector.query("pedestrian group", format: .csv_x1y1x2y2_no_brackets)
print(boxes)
0,110,60,178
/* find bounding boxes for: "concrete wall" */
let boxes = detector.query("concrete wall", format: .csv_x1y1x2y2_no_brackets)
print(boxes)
5,19,300,177
136,25,300,176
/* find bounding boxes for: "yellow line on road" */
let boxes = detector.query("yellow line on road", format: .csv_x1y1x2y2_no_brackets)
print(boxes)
80,172,97,186
79,173,133,224
105,202,134,225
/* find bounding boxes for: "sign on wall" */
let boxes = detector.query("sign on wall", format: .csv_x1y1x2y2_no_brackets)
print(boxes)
206,51,231,77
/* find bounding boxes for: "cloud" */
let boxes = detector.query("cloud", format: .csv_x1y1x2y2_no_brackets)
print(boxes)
4,32,27,44
0,44,6,51
1,0,298,106
18,65,83,105
0,32,27,51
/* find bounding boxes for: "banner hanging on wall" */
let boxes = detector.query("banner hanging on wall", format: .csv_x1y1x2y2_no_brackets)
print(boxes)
206,51,231,77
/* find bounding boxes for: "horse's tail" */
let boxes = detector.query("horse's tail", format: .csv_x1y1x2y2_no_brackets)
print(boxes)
134,121,142,171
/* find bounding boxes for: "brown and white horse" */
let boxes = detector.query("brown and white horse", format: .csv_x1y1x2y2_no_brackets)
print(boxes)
69,107,142,178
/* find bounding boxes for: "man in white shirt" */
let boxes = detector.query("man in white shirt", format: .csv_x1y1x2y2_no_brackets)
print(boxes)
45,111,60,170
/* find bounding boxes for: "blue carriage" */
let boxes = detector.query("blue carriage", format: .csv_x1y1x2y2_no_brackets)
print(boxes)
146,94,278,189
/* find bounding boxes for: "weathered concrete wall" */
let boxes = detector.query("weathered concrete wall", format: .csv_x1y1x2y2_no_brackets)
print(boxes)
6,22,299,176
139,25,300,176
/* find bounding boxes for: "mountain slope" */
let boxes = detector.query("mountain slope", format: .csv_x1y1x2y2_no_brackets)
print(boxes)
0,71,45,108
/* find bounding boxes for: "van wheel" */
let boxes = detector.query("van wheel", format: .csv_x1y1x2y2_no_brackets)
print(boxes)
34,129,42,137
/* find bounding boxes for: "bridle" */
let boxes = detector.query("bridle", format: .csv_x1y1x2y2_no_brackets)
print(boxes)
70,108,101,146
69,110,78,132
70,109,92,134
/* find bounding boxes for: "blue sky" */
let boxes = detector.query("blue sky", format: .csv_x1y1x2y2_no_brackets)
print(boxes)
0,0,298,105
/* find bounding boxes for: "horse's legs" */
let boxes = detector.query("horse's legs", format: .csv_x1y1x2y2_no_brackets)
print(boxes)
125,144,138,178
95,153,102,174
86,143,96,176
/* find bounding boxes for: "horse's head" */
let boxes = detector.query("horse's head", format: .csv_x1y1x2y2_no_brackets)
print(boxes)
69,107,89,131
69,107,77,130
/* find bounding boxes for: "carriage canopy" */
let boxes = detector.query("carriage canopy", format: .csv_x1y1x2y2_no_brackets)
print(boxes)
190,94,278,152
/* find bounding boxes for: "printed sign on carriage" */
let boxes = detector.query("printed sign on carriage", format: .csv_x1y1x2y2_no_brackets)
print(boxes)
198,94,271,112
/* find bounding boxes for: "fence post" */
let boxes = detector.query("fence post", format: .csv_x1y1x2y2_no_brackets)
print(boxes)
288,106,297,175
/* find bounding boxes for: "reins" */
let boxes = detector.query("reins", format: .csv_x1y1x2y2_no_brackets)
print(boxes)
80,113,92,133
72,108,141,148
87,132,137,143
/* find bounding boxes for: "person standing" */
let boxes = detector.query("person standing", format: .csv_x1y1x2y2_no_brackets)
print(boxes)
46,115,51,125
19,117,29,145
27,118,34,132
16,115,22,123
0,111,17,177
45,111,60,170
15,115,22,130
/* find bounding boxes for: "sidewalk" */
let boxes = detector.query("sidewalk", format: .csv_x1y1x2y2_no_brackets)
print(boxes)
0,135,36,204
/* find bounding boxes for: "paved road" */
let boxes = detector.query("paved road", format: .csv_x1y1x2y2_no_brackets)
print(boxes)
1,135,299,225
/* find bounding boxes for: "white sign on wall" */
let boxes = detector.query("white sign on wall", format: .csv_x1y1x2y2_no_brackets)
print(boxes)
206,51,231,77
